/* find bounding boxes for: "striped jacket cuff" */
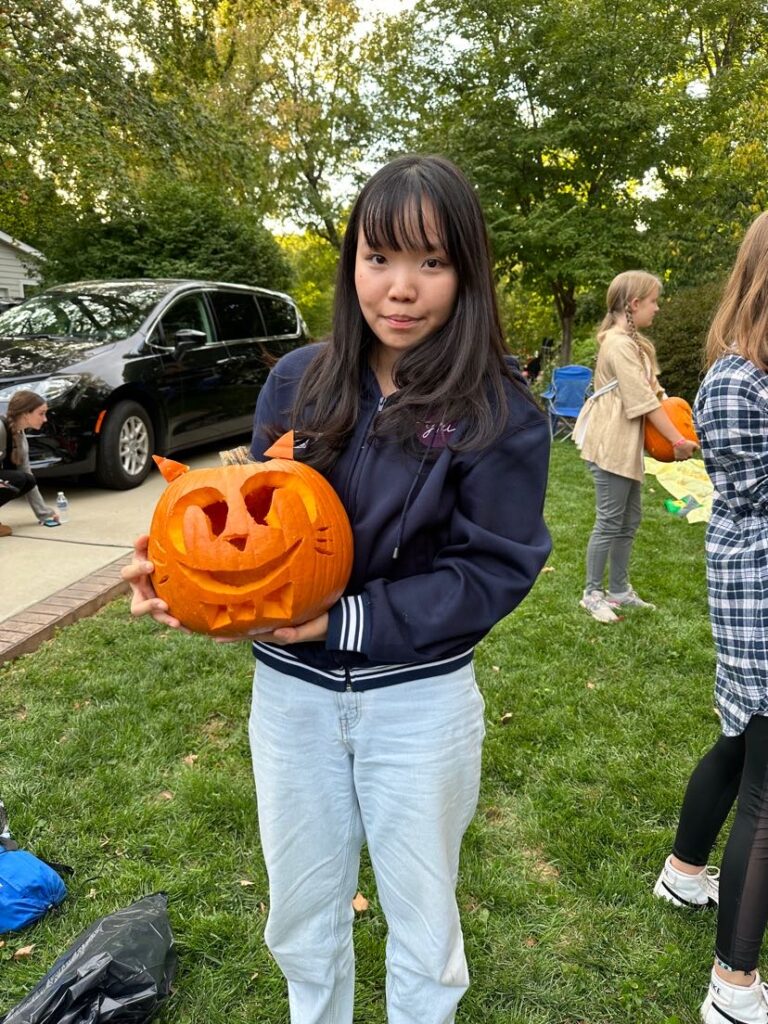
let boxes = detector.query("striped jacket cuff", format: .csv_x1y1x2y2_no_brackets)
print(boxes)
326,595,370,654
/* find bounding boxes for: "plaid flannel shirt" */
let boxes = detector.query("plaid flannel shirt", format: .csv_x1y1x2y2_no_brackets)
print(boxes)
694,353,768,735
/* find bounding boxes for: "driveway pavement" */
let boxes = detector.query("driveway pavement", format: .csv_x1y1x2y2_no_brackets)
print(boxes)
0,439,248,663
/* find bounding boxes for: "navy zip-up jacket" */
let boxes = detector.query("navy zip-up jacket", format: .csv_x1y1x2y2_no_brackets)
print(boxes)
250,344,551,690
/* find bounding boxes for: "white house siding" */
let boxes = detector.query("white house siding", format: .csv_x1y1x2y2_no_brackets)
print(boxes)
0,239,41,299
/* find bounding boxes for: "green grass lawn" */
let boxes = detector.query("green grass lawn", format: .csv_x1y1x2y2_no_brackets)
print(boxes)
0,442,723,1023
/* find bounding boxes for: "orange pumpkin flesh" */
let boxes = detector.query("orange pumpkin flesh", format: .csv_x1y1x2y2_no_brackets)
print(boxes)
644,396,699,463
148,437,353,636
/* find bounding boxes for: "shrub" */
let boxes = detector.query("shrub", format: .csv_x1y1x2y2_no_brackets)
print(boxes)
652,281,724,403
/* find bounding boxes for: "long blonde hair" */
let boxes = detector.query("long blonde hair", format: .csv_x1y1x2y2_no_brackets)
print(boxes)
598,270,661,373
706,212,768,369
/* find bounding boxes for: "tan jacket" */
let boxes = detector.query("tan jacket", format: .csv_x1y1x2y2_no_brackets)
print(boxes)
574,326,663,481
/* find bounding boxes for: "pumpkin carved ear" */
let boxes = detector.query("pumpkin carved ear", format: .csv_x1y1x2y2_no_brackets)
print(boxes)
264,431,295,461
153,455,190,482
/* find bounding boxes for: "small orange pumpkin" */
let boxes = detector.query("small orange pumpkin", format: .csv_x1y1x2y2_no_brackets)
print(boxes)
147,432,353,636
644,396,699,462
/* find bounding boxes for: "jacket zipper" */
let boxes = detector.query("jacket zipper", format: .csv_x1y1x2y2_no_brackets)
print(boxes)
344,666,353,692
344,395,385,521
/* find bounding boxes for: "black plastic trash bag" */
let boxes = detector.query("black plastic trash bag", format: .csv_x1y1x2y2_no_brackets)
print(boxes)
1,893,177,1024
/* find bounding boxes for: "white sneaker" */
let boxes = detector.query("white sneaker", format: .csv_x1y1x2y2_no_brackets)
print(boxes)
654,856,719,908
607,586,656,609
702,969,768,1023
579,589,619,623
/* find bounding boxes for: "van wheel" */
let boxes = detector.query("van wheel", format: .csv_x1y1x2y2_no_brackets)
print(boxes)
96,400,154,489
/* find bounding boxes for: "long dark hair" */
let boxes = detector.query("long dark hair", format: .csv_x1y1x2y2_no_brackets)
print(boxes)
291,154,534,472
3,390,45,466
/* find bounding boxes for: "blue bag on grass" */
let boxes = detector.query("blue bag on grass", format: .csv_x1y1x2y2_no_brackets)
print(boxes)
0,846,67,933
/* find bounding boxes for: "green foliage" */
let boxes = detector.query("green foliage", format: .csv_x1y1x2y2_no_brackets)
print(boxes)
41,179,291,290
652,282,724,403
496,276,558,361
278,232,339,337
0,444,721,1023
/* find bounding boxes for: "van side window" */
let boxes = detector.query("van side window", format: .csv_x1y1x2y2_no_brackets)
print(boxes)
209,292,264,341
258,296,298,337
151,294,213,347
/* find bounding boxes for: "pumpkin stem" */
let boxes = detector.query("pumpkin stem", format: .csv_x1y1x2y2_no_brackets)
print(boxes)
153,455,190,481
264,431,295,461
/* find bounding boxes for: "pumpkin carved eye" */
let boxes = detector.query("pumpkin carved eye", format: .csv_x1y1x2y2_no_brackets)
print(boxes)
244,486,276,525
204,500,228,535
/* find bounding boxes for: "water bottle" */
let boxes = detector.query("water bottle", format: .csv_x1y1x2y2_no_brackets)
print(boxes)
56,491,70,524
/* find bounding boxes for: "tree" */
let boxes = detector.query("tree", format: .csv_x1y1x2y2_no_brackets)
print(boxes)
208,0,375,248
40,177,291,290
369,0,768,361
279,232,338,337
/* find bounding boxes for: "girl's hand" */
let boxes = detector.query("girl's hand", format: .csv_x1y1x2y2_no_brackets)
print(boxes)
256,613,329,646
121,534,185,629
673,439,699,461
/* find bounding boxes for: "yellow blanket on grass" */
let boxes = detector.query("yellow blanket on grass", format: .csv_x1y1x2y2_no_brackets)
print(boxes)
644,457,713,524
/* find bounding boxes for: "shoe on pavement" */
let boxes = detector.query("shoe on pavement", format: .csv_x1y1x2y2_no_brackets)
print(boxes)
607,586,655,609
702,969,768,1024
0,523,11,537
654,856,719,908
579,589,619,623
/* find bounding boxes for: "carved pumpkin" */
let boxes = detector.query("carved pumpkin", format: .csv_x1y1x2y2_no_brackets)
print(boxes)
644,396,699,462
147,432,353,636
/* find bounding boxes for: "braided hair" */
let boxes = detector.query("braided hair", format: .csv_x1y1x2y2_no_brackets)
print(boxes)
598,270,661,374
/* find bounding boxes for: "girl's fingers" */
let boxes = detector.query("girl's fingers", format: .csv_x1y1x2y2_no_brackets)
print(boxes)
121,559,154,582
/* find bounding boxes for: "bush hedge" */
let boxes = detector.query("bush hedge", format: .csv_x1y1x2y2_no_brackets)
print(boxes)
652,281,724,403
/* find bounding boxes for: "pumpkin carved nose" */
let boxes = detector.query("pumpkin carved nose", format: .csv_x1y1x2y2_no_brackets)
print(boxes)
223,532,248,551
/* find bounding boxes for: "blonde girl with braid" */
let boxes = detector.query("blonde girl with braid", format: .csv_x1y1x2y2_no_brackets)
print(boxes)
574,270,698,623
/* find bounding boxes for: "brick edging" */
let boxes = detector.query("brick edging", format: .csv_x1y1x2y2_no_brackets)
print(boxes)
0,554,133,665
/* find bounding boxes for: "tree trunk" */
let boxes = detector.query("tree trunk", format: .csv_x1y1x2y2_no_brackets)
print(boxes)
551,280,577,364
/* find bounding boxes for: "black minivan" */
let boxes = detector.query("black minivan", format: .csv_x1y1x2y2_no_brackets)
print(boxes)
0,279,309,488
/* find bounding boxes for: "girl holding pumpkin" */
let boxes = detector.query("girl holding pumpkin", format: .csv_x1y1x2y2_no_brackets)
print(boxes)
654,212,768,1024
123,153,551,1024
573,270,698,624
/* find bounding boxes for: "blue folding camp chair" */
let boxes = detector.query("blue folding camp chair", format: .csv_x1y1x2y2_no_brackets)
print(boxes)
542,364,593,439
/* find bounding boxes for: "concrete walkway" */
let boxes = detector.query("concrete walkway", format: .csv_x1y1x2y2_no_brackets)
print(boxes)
0,441,240,663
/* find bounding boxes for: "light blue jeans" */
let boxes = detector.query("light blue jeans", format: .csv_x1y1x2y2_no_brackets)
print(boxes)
248,660,486,1024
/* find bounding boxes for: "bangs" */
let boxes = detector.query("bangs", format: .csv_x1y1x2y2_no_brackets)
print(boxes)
360,178,450,255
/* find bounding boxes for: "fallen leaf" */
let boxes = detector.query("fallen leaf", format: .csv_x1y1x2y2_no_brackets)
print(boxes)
540,565,555,573
239,879,255,887
524,936,538,948
352,892,369,912
500,712,513,725
182,754,199,766
491,665,500,672
159,791,174,801
14,944,35,959
86,888,97,899
13,706,27,721
0,940,5,948
586,682,595,690
258,901,267,913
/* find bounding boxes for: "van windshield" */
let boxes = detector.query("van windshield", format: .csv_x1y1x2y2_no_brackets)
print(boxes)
0,284,173,342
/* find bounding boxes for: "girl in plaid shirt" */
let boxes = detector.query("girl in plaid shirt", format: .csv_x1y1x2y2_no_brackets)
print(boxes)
655,213,768,1024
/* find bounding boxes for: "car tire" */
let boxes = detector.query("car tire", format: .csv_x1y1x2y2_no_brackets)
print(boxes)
96,400,155,489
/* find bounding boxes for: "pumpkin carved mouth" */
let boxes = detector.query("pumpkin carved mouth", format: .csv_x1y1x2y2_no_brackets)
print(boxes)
176,539,302,593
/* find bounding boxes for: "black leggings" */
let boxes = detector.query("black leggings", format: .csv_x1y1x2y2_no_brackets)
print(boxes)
672,715,768,972
0,470,35,509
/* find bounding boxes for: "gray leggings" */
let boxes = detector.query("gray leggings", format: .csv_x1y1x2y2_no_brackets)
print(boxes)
585,462,642,594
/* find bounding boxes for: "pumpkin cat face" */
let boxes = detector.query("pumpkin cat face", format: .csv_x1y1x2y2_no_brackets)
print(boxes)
148,443,353,636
